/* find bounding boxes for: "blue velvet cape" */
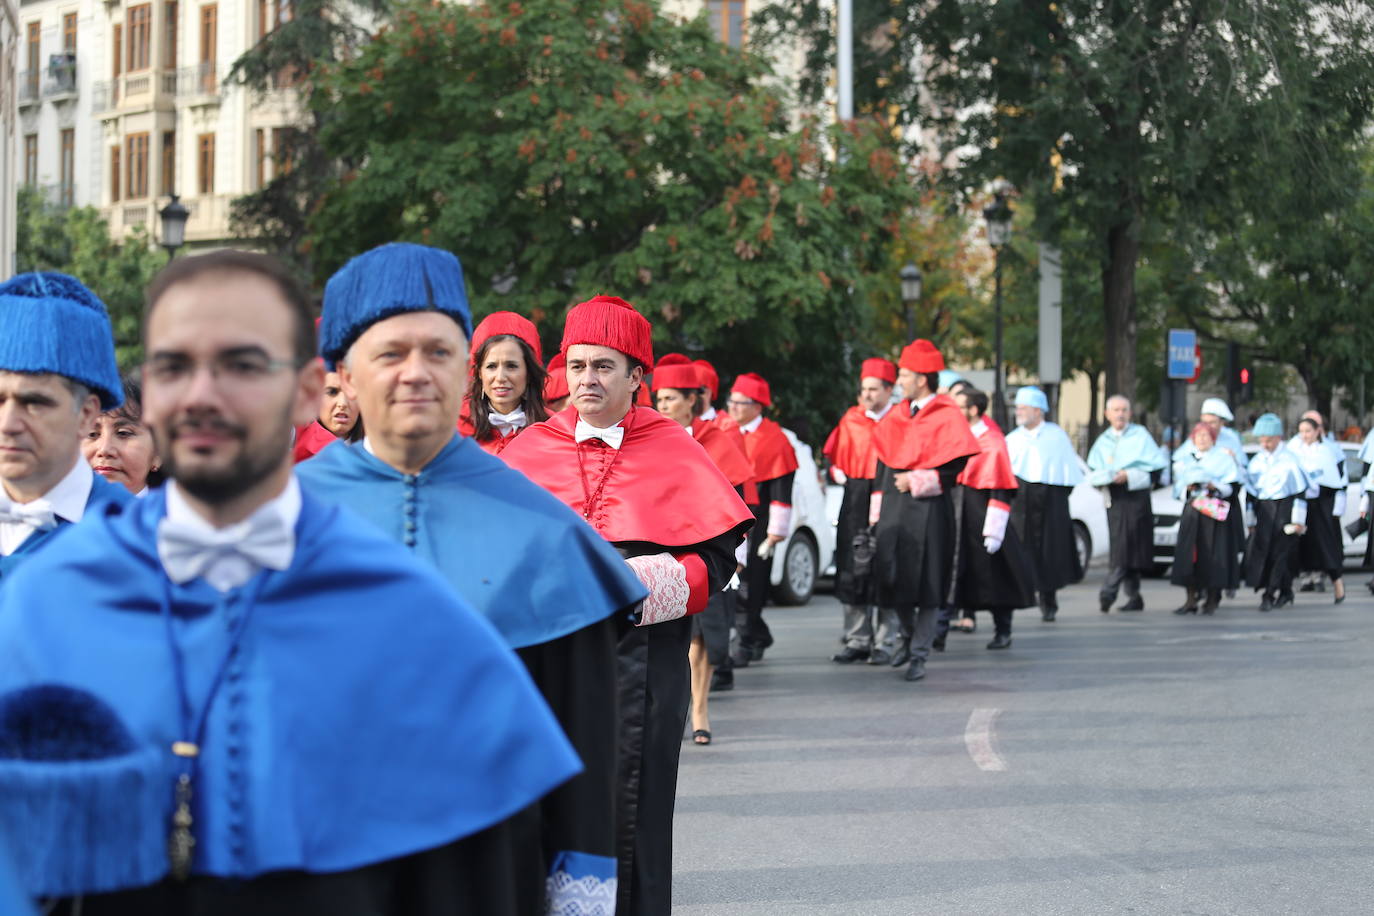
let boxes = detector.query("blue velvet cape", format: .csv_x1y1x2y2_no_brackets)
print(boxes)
0,489,580,896
0,472,131,581
297,434,646,649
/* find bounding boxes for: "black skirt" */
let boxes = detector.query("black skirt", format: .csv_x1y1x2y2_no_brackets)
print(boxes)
953,486,1036,610
1010,480,1081,592
1295,487,1344,576
1245,497,1299,593
1171,500,1240,590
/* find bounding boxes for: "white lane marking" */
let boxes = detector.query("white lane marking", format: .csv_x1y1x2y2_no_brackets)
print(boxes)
965,707,1007,772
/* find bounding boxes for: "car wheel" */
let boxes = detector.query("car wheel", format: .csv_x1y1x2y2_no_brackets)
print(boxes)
1071,521,1091,583
773,531,817,606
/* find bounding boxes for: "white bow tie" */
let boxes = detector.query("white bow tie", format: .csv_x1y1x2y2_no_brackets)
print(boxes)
157,512,295,586
490,409,527,436
575,419,625,450
0,498,58,532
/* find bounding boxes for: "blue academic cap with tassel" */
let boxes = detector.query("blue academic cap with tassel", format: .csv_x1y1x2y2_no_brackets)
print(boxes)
319,243,473,369
0,273,123,409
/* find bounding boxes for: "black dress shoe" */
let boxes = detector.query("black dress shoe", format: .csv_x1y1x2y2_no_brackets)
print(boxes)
749,645,766,661
931,636,946,653
903,658,926,681
1119,597,1145,611
868,649,893,666
890,645,911,667
986,633,1012,650
1299,579,1317,592
830,646,869,664
1041,611,1057,622
1259,594,1273,612
1275,591,1294,609
1099,597,1112,613
729,650,750,669
1173,605,1197,615
710,670,734,692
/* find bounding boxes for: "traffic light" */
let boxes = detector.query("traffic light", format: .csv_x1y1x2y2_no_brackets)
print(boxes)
1238,365,1254,404
1226,342,1255,405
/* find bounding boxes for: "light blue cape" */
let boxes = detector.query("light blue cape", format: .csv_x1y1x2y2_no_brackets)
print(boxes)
1246,446,1312,500
1087,423,1165,487
1005,422,1083,486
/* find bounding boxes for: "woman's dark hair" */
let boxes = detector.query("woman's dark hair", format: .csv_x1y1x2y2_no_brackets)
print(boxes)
469,334,548,441
662,387,704,418
109,370,166,489
1298,417,1319,432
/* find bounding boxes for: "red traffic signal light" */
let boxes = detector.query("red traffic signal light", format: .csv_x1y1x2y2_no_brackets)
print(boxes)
1239,368,1250,385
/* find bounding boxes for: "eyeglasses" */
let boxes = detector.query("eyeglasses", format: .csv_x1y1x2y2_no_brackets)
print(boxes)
727,398,756,408
145,351,303,389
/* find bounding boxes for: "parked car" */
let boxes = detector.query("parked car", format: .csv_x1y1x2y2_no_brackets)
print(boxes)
820,455,1110,584
767,428,836,605
1151,440,1367,574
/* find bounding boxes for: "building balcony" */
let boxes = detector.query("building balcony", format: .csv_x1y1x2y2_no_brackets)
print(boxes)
42,54,78,102
170,63,221,105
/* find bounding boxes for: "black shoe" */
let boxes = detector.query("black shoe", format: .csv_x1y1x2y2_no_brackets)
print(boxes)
868,649,893,666
1259,594,1273,612
903,658,927,681
1041,611,1057,622
932,636,946,653
830,646,869,664
1200,606,1216,615
986,634,1012,650
710,670,734,692
748,645,766,662
1299,580,1317,592
729,650,750,669
1099,597,1112,613
890,645,911,668
1275,591,1294,609
1173,605,1197,615
1119,597,1145,611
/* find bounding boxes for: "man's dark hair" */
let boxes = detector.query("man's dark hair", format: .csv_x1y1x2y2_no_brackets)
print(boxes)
144,250,316,365
920,372,940,395
960,388,989,417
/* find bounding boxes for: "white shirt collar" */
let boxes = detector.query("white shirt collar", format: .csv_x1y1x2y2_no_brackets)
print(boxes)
971,419,988,437
864,403,892,422
574,418,626,449
0,457,94,556
700,406,717,421
740,414,764,434
489,409,527,436
160,477,302,592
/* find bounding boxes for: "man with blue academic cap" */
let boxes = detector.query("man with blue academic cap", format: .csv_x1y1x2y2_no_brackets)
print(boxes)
1088,395,1166,612
1245,412,1314,611
0,250,580,913
0,272,131,579
297,242,646,910
1004,386,1084,621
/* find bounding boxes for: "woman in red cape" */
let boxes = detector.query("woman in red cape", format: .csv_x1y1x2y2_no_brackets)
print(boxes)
459,311,548,455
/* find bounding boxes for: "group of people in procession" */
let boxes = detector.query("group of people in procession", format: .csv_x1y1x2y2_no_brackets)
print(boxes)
0,240,1369,914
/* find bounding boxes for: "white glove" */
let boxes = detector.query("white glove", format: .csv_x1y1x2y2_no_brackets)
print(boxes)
984,536,1003,554
830,466,848,485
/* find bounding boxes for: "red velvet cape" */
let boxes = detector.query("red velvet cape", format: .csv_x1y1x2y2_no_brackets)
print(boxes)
741,417,799,482
693,420,755,489
822,406,884,480
958,420,1019,490
293,421,339,463
503,406,753,547
872,395,980,471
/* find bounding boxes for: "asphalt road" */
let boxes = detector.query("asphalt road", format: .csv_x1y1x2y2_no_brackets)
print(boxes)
673,572,1374,915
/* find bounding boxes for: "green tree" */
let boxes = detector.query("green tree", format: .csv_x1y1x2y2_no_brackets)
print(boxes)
14,186,164,368
305,0,914,440
226,0,392,274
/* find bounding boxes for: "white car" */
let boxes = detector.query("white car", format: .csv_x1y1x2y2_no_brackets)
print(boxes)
820,455,1110,583
1151,440,1367,573
767,429,836,605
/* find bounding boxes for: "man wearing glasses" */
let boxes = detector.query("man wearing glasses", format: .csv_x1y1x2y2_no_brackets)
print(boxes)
727,373,798,666
0,271,131,581
0,251,579,911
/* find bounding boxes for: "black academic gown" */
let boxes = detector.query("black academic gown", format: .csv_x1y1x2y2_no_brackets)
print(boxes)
614,532,737,916
1105,479,1159,572
874,457,968,610
1245,496,1299,594
1172,492,1241,590
741,472,793,644
833,475,877,606
953,486,1036,611
48,820,543,916
1294,486,1344,577
1010,479,1082,592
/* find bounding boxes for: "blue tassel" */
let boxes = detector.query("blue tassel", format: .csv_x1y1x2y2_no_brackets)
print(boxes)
320,243,473,368
0,272,124,410
0,686,170,896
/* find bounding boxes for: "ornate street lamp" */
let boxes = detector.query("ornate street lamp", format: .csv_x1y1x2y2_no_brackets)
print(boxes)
983,188,1014,426
899,262,922,340
159,194,190,260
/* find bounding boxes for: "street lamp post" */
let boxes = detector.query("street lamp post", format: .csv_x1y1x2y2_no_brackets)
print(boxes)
159,194,190,260
899,262,922,341
983,190,1013,427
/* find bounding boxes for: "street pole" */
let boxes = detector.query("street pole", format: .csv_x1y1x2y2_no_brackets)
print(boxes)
837,0,852,123
993,249,1005,428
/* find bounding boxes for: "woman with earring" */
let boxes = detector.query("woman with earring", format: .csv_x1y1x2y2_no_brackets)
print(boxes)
83,372,163,495
460,312,548,455
293,369,365,462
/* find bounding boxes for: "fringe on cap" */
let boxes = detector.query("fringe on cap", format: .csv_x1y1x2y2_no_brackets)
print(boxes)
0,273,124,409
560,295,653,368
